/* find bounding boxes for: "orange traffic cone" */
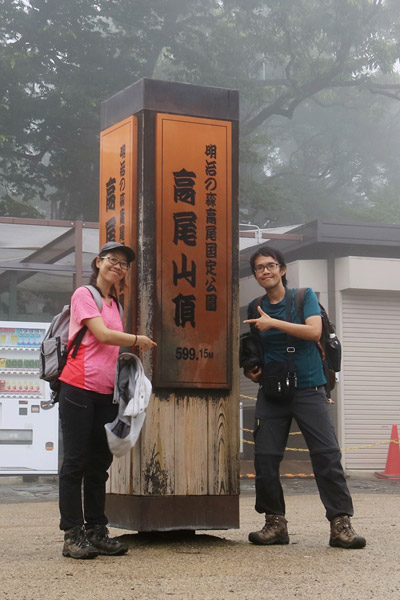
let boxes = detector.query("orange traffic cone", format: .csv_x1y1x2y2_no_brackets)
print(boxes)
375,424,400,480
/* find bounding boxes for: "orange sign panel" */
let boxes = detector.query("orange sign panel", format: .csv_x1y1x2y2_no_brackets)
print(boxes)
155,113,232,388
99,116,137,313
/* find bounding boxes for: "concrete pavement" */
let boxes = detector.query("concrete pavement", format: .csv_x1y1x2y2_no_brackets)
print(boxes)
1,475,399,600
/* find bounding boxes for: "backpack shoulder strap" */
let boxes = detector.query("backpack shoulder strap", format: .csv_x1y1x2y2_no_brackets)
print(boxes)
84,285,124,319
109,295,124,319
83,284,103,312
68,285,103,359
285,288,293,323
294,287,307,323
117,301,123,319
249,294,266,318
285,287,296,342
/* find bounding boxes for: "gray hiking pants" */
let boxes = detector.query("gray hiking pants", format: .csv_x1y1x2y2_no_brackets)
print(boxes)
254,385,354,521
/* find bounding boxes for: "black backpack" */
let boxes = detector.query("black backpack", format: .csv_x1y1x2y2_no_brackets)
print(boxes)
294,288,341,376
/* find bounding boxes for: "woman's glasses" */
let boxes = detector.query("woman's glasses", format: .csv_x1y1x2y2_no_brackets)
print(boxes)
101,255,129,270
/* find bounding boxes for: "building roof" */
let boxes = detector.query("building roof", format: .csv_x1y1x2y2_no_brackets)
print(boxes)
0,217,99,293
240,219,400,277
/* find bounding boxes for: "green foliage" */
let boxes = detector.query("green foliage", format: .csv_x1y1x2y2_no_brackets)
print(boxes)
1,0,400,226
0,195,43,218
342,187,400,224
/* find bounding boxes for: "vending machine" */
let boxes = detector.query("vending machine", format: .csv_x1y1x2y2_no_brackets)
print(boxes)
0,321,59,475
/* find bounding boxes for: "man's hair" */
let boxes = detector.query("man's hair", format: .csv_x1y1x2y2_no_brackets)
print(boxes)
249,246,288,286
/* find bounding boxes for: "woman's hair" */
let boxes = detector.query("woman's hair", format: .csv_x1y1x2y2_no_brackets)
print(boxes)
89,251,128,298
249,245,288,286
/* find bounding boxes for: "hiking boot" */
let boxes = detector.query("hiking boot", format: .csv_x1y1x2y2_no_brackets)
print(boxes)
329,516,366,549
86,524,128,556
62,526,99,559
248,514,289,545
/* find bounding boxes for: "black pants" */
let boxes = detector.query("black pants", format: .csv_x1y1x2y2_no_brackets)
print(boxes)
254,386,354,521
58,382,118,531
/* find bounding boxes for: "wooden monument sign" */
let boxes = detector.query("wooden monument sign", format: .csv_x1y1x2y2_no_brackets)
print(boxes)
99,78,239,531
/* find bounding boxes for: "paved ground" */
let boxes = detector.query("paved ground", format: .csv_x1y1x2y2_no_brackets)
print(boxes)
1,474,399,600
1,472,399,503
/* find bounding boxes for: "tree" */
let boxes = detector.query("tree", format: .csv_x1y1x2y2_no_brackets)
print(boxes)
241,85,400,225
1,0,400,224
161,0,400,224
0,0,219,219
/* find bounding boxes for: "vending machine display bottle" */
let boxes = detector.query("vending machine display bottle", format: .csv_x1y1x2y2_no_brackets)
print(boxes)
0,321,58,475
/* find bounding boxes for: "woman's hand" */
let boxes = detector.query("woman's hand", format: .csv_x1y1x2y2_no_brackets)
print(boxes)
136,335,157,352
244,365,262,383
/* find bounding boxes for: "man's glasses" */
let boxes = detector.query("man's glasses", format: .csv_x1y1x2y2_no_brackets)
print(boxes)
254,262,280,274
101,255,130,270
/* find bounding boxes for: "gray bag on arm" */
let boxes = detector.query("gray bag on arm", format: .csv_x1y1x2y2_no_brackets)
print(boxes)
105,352,152,457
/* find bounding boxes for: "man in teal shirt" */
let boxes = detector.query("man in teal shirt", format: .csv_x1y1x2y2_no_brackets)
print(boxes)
243,246,366,549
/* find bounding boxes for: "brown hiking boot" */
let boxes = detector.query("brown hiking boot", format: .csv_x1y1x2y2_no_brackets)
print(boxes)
329,516,366,549
248,514,289,545
62,526,99,559
86,525,128,556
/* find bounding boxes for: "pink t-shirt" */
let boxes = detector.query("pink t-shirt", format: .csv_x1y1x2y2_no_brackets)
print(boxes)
59,287,123,394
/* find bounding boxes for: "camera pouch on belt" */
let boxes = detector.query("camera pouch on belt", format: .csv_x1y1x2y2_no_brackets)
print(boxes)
261,360,296,403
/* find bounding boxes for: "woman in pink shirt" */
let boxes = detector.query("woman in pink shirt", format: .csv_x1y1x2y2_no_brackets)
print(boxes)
58,242,156,560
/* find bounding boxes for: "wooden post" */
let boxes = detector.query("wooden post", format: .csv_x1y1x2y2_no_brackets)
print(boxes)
100,78,240,531
73,220,83,290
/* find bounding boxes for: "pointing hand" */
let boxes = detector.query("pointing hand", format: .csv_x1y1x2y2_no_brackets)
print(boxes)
243,306,275,332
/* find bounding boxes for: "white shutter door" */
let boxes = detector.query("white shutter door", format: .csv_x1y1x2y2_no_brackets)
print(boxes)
342,290,400,470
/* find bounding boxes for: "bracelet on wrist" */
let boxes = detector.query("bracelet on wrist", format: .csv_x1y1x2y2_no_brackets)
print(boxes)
133,334,138,346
